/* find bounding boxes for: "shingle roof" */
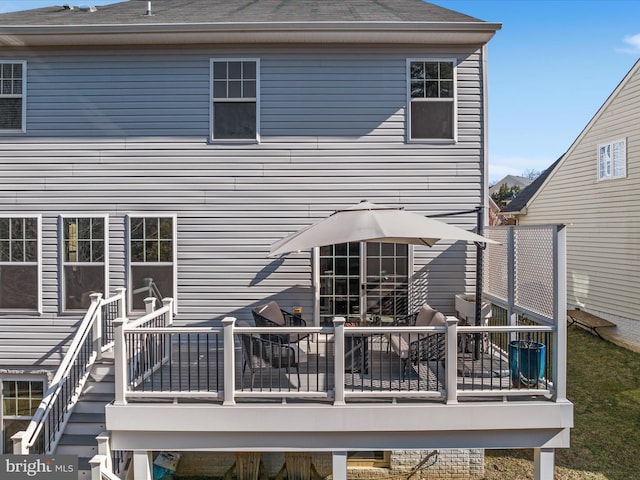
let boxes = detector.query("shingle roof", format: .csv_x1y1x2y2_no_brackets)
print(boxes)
0,0,484,26
502,157,563,214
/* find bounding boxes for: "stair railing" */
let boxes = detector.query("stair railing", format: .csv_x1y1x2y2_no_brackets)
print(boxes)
12,288,127,454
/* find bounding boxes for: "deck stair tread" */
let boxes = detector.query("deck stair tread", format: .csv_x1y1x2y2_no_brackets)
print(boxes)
69,412,106,422
79,392,114,402
58,434,97,444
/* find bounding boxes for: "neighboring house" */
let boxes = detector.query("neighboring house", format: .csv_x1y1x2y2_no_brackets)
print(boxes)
0,2,571,480
489,174,532,208
503,58,640,351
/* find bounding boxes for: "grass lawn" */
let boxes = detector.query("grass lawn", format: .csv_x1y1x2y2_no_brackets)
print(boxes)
484,327,640,479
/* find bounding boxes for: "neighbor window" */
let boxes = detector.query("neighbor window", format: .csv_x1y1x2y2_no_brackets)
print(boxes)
0,61,26,131
598,139,626,180
2,379,44,453
61,216,107,311
211,59,259,141
0,216,39,311
128,215,176,311
408,59,456,141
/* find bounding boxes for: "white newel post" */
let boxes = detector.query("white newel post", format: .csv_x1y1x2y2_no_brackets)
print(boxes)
90,293,104,361
144,297,156,314
96,431,113,471
333,317,346,406
11,430,28,454
113,317,128,405
445,317,459,404
89,455,108,480
162,297,174,326
115,287,127,318
554,226,568,402
222,317,236,406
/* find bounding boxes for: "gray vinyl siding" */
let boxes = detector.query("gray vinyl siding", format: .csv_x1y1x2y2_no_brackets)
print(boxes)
0,45,486,366
519,64,640,333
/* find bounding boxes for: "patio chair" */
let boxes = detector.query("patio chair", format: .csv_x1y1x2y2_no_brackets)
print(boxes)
252,300,309,344
238,321,301,388
387,303,446,380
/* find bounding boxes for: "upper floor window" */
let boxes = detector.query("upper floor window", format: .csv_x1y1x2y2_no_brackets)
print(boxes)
61,216,107,311
211,59,259,141
0,61,26,132
128,215,176,311
598,139,626,180
0,216,40,311
407,59,456,141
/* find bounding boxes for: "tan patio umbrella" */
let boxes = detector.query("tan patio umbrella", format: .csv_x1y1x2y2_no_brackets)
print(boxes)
269,200,498,257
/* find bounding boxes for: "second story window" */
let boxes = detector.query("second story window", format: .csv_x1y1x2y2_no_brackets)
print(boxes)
598,138,626,180
0,61,26,132
211,59,259,141
0,216,39,311
61,216,107,311
129,215,176,311
408,59,456,141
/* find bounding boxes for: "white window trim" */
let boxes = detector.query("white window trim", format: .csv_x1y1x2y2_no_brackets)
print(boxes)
0,375,47,454
209,57,260,144
126,214,178,313
0,214,42,314
406,57,458,144
597,138,627,181
58,214,109,313
0,60,27,134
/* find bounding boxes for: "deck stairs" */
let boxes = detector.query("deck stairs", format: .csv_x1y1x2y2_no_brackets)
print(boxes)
54,349,116,479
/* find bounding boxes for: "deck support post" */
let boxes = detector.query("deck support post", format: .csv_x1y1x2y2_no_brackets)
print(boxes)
132,450,153,480
332,451,348,480
222,317,237,405
534,448,555,480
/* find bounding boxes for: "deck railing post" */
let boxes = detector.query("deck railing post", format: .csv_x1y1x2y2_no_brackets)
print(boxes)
144,297,156,314
113,317,128,405
222,317,236,406
90,293,104,362
333,317,346,406
162,297,174,326
11,430,28,454
554,226,568,402
445,317,459,404
96,431,113,471
89,455,108,480
115,287,126,319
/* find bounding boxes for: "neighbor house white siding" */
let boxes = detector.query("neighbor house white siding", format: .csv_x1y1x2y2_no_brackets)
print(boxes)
0,45,488,367
518,60,640,349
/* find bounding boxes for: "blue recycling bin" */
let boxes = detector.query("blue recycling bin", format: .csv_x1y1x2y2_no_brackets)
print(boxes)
509,340,545,387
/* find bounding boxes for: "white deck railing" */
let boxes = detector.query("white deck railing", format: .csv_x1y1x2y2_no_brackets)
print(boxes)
114,315,559,406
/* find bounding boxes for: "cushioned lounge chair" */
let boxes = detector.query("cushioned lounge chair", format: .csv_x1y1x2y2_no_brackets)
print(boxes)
387,303,446,380
238,320,301,389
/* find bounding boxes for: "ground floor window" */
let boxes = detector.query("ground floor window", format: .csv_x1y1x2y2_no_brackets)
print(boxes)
1,379,44,453
347,451,390,468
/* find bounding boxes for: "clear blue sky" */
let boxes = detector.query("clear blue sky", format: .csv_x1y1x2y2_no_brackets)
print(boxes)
2,0,640,184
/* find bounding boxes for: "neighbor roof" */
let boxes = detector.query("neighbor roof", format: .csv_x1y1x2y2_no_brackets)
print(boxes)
502,158,562,215
0,0,501,47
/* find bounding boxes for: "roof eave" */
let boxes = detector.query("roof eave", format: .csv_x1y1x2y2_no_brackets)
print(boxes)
0,21,501,47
